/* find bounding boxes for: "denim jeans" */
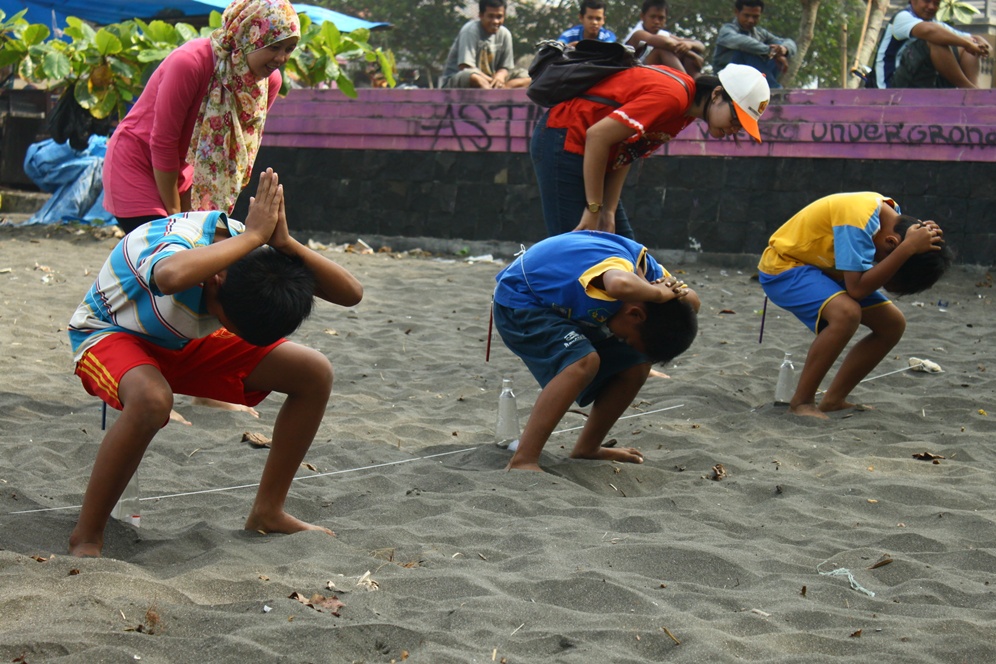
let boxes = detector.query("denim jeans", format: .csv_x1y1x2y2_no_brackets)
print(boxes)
724,52,783,88
529,112,635,239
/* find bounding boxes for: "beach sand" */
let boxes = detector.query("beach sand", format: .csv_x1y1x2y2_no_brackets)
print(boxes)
1,224,994,663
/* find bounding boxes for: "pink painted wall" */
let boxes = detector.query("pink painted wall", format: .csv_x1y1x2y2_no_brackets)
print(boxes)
263,87,996,163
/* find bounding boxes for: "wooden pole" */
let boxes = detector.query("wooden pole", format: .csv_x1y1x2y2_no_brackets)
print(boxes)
841,21,849,87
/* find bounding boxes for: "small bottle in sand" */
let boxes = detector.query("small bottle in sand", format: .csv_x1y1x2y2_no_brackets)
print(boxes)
495,378,520,449
111,470,141,527
774,352,797,404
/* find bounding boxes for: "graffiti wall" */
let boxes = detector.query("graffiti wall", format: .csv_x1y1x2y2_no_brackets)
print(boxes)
251,87,996,265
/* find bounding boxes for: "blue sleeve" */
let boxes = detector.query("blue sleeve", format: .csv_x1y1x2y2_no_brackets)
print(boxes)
833,224,878,272
557,26,579,44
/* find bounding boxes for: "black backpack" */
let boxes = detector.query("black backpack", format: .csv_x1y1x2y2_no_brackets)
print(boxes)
527,39,688,108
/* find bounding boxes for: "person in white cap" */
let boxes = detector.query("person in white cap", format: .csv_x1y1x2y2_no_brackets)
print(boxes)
530,62,770,239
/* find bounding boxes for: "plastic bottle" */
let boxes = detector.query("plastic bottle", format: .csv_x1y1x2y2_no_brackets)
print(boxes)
111,470,141,527
495,378,520,449
774,352,797,404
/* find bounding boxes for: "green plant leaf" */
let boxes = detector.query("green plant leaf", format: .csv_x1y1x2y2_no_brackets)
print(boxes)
142,19,177,44
137,48,175,63
336,72,356,98
320,21,341,51
21,23,50,46
95,29,123,55
43,49,71,80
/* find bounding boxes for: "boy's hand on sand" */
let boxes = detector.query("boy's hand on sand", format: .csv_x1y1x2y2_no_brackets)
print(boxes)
905,220,944,253
244,168,281,245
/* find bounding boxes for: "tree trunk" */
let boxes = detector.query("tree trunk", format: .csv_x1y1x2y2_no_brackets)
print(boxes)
847,0,891,88
783,0,822,87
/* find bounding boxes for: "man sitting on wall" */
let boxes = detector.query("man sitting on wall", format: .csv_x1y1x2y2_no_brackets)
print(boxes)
623,0,705,78
556,0,617,46
712,0,796,88
440,0,531,89
869,0,991,89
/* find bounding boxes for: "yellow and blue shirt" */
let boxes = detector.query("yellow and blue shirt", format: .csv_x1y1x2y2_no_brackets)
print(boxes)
758,192,899,279
494,231,667,326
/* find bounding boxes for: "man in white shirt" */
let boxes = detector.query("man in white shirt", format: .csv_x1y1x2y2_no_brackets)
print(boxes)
623,0,705,77
871,0,991,88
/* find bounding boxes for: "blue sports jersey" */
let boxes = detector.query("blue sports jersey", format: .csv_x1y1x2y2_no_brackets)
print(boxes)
494,231,666,326
556,25,617,44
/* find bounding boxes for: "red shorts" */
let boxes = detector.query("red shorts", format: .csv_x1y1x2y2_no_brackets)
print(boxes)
75,329,285,411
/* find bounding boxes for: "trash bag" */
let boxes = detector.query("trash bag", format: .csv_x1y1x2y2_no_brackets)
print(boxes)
47,88,114,151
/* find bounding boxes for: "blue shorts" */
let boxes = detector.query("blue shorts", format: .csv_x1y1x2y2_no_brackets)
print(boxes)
759,265,890,333
493,303,648,407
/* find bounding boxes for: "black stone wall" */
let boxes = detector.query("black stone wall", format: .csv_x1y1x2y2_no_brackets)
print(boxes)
240,147,996,267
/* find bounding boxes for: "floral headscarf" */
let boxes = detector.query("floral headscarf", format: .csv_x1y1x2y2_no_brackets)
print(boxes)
186,0,299,213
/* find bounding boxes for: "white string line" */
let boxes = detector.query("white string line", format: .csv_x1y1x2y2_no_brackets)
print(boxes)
6,362,925,517
816,365,914,395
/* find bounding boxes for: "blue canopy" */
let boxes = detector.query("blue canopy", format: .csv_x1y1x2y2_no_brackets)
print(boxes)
0,1,388,33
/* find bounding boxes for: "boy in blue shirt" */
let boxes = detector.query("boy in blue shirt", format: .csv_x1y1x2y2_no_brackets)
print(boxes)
493,231,699,471
556,0,617,45
758,192,952,419
67,169,363,556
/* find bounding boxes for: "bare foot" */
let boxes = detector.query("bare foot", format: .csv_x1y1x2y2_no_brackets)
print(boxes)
244,511,334,537
649,369,671,379
192,397,260,418
505,459,544,472
68,531,102,558
169,409,192,425
573,446,645,464
789,403,829,420
820,400,875,413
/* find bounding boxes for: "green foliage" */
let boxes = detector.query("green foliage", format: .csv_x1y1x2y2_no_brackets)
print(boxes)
318,0,871,88
936,0,981,25
317,0,465,86
0,8,394,122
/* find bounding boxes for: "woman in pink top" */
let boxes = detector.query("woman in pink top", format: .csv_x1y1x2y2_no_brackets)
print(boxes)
103,0,300,232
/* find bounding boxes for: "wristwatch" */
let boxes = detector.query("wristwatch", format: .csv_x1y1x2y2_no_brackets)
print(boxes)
587,201,603,213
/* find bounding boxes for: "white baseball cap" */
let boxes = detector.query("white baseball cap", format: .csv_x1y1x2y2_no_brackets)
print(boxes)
717,64,770,143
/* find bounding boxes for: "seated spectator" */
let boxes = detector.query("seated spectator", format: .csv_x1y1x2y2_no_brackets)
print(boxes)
557,0,617,46
440,0,530,89
623,0,705,78
869,0,991,89
713,0,796,88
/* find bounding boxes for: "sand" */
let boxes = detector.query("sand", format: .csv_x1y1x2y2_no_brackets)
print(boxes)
1,224,994,663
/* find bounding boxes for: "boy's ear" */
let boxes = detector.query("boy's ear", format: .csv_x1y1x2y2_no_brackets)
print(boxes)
622,302,648,322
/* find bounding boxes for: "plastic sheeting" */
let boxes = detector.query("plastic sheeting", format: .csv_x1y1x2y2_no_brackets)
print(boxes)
0,1,388,34
22,136,114,226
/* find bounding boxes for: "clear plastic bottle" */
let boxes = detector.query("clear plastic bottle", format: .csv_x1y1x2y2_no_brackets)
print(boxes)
774,352,797,404
111,470,141,527
495,378,520,449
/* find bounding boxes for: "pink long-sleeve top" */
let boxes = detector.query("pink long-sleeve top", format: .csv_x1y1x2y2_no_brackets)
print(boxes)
103,38,281,219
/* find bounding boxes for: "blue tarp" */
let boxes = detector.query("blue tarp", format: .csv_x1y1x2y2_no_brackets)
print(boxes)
0,1,388,34
22,135,114,226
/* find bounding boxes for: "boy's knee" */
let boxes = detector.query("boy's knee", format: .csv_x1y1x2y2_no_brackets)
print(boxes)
122,385,173,423
568,352,600,382
299,349,334,395
826,296,862,330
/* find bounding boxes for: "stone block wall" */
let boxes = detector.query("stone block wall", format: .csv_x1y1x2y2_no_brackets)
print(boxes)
234,86,996,266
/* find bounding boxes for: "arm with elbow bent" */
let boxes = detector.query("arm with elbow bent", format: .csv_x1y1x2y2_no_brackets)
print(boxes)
602,270,698,310
911,21,991,56
841,222,942,300
578,117,637,233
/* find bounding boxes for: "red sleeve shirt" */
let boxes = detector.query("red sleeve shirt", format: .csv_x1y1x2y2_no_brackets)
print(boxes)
546,66,695,169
